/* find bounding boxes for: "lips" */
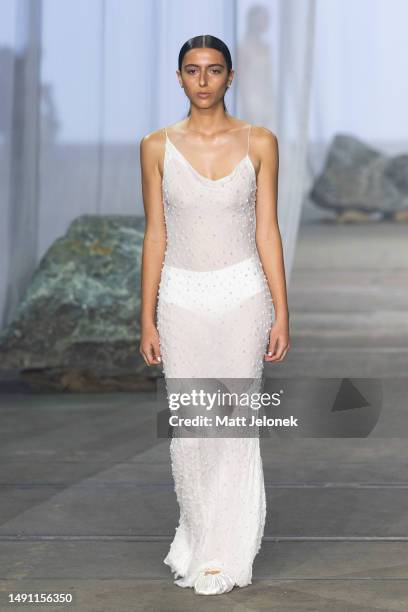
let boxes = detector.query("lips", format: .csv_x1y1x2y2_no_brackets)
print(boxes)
197,92,211,97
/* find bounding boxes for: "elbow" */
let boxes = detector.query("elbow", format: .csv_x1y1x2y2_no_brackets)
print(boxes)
144,229,167,248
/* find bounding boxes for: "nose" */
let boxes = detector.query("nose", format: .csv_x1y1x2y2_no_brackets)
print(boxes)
199,70,208,86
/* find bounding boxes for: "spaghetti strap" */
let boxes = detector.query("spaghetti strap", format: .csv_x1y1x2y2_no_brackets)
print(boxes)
164,127,168,140
247,124,251,156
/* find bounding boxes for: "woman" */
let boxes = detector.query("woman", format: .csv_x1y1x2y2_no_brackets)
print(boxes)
139,34,290,595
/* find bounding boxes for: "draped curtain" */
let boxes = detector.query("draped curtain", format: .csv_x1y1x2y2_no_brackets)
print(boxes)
0,0,316,328
236,0,316,287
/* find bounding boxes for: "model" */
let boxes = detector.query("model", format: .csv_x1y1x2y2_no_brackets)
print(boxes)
139,34,290,596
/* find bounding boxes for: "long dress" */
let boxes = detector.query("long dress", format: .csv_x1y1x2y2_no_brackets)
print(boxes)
156,124,274,589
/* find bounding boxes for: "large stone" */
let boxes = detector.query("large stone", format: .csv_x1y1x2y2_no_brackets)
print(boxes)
0,215,161,390
310,134,408,215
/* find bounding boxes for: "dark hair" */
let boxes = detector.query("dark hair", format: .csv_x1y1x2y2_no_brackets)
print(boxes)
178,35,232,116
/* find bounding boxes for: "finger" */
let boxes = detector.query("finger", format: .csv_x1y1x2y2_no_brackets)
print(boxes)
267,338,286,361
141,350,151,366
141,343,156,366
275,342,291,361
276,346,290,362
146,345,157,365
266,336,279,358
152,340,162,363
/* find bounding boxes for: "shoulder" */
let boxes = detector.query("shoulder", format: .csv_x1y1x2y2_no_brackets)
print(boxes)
245,124,279,178
251,125,278,151
250,125,279,172
139,127,169,175
139,127,166,155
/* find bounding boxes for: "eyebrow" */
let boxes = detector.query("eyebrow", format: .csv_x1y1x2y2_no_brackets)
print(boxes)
183,63,225,68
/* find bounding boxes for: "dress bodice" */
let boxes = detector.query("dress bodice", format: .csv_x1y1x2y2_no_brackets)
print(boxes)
161,127,258,272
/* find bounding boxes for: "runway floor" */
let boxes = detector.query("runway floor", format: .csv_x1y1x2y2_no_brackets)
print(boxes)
1,221,407,611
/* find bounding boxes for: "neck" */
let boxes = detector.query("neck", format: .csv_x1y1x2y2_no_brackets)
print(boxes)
185,104,233,135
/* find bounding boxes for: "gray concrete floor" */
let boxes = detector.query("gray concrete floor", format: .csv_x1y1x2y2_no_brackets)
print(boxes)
1,222,407,611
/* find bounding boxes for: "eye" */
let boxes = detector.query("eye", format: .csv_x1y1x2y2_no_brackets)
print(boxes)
185,68,222,75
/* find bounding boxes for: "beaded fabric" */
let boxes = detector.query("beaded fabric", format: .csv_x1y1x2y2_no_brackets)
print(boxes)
157,124,274,589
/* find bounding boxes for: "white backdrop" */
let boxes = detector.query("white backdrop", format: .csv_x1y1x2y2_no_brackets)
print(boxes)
1,0,407,329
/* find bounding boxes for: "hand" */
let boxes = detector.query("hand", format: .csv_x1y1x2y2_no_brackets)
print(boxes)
264,319,290,362
139,323,162,366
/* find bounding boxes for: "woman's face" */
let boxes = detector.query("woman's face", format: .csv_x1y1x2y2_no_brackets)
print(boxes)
177,47,233,109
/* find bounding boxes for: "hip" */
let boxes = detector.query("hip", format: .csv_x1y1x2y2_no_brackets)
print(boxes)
157,255,271,313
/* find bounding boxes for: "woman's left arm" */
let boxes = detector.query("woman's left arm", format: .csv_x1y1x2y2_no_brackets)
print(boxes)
254,127,291,363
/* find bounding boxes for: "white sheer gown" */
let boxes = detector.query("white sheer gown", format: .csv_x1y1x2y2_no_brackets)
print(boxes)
156,124,274,589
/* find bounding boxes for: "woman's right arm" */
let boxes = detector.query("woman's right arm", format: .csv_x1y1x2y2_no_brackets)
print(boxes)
138,131,166,366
